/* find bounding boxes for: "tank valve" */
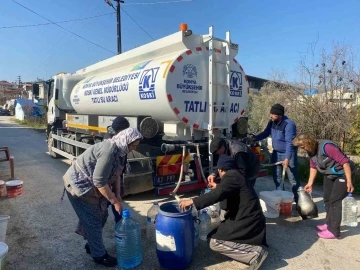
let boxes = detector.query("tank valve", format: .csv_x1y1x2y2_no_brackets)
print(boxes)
161,143,176,153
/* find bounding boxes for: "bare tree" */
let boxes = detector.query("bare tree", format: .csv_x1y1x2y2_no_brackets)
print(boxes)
247,42,359,145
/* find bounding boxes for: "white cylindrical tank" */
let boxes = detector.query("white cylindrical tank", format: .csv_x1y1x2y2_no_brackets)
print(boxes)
70,45,249,130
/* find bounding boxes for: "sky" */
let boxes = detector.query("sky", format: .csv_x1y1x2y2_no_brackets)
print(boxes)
0,0,360,83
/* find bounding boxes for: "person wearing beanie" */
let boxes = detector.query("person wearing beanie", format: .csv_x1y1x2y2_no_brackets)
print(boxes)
208,137,260,189
179,154,268,269
253,103,300,202
103,116,130,139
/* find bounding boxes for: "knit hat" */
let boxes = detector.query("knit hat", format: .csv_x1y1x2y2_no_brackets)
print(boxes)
112,116,130,132
217,155,237,170
270,104,284,115
210,137,225,154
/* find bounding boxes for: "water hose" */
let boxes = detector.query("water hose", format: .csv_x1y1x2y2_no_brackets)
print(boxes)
170,145,186,201
196,144,207,184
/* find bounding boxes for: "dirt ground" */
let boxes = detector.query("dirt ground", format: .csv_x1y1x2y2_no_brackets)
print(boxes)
1,116,360,270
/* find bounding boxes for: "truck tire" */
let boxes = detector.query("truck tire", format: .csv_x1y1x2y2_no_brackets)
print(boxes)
48,133,60,158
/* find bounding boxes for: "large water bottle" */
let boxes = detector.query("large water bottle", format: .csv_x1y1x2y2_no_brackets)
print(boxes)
115,209,143,269
199,209,211,241
342,193,358,227
146,202,160,241
201,188,221,229
192,206,199,248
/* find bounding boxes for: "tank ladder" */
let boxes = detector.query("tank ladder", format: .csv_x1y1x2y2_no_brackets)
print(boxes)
207,25,231,174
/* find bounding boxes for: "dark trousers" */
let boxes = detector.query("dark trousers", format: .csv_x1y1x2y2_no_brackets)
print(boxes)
271,150,301,203
323,176,348,237
66,191,108,258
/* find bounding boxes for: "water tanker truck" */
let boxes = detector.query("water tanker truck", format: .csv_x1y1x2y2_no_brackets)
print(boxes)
45,24,263,196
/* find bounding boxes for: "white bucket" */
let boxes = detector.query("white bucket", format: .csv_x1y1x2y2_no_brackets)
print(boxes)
0,216,10,243
273,190,294,203
0,242,8,270
259,191,282,218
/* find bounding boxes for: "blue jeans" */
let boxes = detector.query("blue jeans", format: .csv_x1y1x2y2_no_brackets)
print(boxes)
271,150,301,203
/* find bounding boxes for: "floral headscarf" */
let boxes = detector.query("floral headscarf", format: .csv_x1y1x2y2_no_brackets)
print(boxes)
109,127,143,156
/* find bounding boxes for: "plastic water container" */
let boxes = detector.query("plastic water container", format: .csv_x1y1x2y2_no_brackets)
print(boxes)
0,242,8,270
259,191,282,218
146,202,160,241
273,190,294,215
191,206,199,248
0,216,10,243
342,193,358,227
115,209,143,269
155,202,194,270
199,209,211,241
200,188,221,229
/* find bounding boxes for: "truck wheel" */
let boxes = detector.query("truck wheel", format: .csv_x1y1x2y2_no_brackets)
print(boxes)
48,133,60,158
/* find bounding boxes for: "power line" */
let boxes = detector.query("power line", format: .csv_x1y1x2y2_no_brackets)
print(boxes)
123,0,193,5
0,12,115,29
11,0,116,54
121,7,154,40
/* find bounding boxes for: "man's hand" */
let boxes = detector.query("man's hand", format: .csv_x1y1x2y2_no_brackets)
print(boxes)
207,174,216,184
179,199,193,211
283,158,289,168
208,182,217,189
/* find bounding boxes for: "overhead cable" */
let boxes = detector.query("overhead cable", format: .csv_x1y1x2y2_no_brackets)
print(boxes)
11,0,116,54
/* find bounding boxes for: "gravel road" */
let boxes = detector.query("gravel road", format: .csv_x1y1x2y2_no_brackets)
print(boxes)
0,116,359,270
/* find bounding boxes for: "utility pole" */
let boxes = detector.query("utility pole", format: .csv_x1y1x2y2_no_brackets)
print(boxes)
104,0,124,54
17,76,22,88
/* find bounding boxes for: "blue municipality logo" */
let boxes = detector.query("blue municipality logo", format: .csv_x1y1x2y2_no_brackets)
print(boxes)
182,64,198,78
139,67,159,100
230,71,243,97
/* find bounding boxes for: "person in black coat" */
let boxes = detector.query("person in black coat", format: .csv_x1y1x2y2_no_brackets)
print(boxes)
179,155,268,270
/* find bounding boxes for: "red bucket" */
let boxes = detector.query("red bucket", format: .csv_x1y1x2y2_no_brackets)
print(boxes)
5,180,23,198
0,180,5,196
280,202,292,215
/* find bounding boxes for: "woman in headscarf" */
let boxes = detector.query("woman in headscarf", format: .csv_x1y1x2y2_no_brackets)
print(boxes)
63,127,143,267
293,134,355,239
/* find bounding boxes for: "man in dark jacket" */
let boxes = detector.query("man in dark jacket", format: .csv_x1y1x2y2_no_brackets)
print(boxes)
179,155,268,270
208,137,260,189
254,103,300,202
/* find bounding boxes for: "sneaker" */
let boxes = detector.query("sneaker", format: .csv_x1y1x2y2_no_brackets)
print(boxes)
316,224,328,232
317,229,338,239
248,249,268,270
93,252,117,267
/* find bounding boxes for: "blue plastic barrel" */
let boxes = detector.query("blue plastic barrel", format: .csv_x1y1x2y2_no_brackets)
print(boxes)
155,202,194,270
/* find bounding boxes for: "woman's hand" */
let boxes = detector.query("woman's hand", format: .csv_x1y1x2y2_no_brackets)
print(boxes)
113,201,123,214
347,182,354,193
179,199,193,211
304,183,313,193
